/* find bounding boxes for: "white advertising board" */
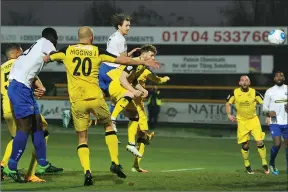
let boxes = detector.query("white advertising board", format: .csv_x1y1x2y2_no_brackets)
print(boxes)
1,26,287,45
41,55,273,74
150,55,273,74
37,100,267,125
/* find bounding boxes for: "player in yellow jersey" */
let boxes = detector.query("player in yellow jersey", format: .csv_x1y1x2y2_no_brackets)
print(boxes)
225,75,269,174
130,67,169,172
108,44,159,157
1,43,63,182
43,26,160,186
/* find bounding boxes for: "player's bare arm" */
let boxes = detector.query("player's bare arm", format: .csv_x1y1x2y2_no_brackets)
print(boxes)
225,102,236,122
119,70,142,97
98,48,160,68
115,55,160,68
225,91,236,122
134,83,148,98
148,74,170,84
43,51,65,62
33,76,46,98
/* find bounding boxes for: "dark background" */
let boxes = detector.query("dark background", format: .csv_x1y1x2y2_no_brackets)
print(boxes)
1,0,288,99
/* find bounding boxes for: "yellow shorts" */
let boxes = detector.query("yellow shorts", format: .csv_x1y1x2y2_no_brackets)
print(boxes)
123,98,148,131
108,81,148,131
109,80,129,102
237,116,265,144
71,98,111,132
3,112,48,137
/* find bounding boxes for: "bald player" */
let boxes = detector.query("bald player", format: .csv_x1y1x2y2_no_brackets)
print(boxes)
43,26,160,186
225,75,269,174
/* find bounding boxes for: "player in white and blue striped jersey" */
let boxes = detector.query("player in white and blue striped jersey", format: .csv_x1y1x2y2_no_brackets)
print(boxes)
263,71,288,175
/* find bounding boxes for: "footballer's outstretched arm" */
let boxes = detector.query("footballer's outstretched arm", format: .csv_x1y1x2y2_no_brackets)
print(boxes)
119,71,138,93
99,48,160,68
43,47,67,62
134,83,148,98
33,76,44,89
226,91,236,122
255,91,264,104
147,74,170,84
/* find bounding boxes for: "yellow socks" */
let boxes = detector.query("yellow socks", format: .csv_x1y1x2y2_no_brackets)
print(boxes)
26,151,37,177
128,119,139,145
257,144,267,165
1,139,13,167
105,130,119,165
111,96,132,120
77,143,91,173
133,140,145,168
241,147,250,167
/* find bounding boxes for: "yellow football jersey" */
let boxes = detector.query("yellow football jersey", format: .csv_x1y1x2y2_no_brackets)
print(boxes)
1,59,15,101
50,44,117,102
226,87,263,120
107,65,127,81
107,57,148,84
137,69,164,87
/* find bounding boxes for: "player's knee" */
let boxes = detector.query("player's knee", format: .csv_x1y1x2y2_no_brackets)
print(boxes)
241,142,249,151
256,140,264,147
77,131,88,144
105,130,117,136
273,137,282,147
17,119,31,132
103,120,119,133
33,114,43,130
124,92,134,99
77,143,88,151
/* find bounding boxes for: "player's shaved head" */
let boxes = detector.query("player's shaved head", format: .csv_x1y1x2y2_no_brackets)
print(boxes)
239,75,250,91
240,75,250,82
78,26,94,43
5,43,23,59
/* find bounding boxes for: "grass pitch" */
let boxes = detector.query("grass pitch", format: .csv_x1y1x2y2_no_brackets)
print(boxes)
1,124,287,191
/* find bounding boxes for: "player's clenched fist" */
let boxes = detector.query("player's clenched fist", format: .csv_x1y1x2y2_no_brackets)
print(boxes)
43,55,51,63
144,59,160,68
34,87,46,99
